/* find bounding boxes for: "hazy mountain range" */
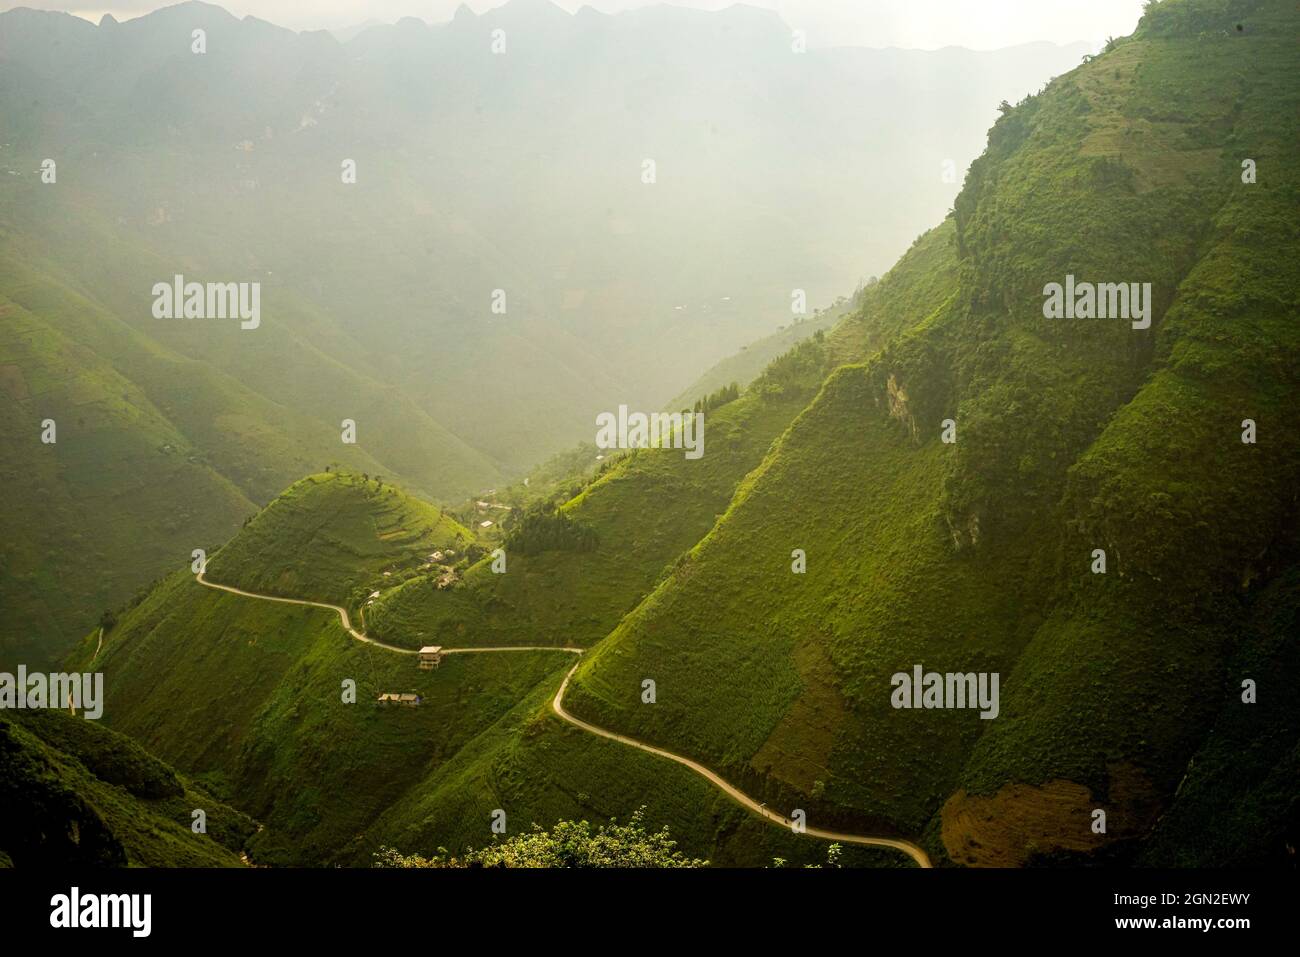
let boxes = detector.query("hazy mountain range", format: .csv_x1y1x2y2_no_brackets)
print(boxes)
0,0,1093,666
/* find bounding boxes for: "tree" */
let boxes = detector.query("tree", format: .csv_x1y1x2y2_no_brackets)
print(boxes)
504,501,598,555
373,808,706,868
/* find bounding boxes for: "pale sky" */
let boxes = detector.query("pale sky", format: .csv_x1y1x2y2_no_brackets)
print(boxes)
7,0,1147,51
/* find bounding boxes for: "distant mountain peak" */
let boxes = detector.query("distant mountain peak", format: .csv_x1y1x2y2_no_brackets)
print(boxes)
493,0,571,22
501,0,567,11
452,3,477,23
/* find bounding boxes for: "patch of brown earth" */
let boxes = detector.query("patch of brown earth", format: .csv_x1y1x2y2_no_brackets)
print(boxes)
941,763,1161,866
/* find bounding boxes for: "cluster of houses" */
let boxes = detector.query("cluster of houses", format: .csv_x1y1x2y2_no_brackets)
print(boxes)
474,497,512,531
423,550,460,589
375,647,445,708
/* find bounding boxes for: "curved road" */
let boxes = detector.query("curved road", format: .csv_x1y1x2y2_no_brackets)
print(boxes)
551,662,932,867
194,572,932,868
197,572,416,654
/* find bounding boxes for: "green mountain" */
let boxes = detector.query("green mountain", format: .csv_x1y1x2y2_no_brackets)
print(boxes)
19,0,1297,869
0,708,254,867
562,0,1300,867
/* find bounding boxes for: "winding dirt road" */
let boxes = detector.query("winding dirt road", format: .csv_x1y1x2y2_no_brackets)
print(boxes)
551,662,932,867
193,572,932,868
197,572,416,654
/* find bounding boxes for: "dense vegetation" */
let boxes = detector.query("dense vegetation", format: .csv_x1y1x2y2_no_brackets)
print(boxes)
374,808,707,868
0,709,254,867
503,501,599,555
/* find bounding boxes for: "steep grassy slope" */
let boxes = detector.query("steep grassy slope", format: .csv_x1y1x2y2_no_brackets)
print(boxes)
1136,565,1299,866
363,336,839,651
354,671,905,869
81,568,567,866
561,0,1300,865
0,709,254,867
0,279,256,670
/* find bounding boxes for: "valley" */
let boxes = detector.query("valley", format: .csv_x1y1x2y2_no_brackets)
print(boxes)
0,0,1096,669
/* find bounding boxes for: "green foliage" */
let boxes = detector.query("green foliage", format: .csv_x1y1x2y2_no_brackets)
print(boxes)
0,711,253,867
691,382,741,415
373,808,707,868
1136,0,1268,38
504,501,598,555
